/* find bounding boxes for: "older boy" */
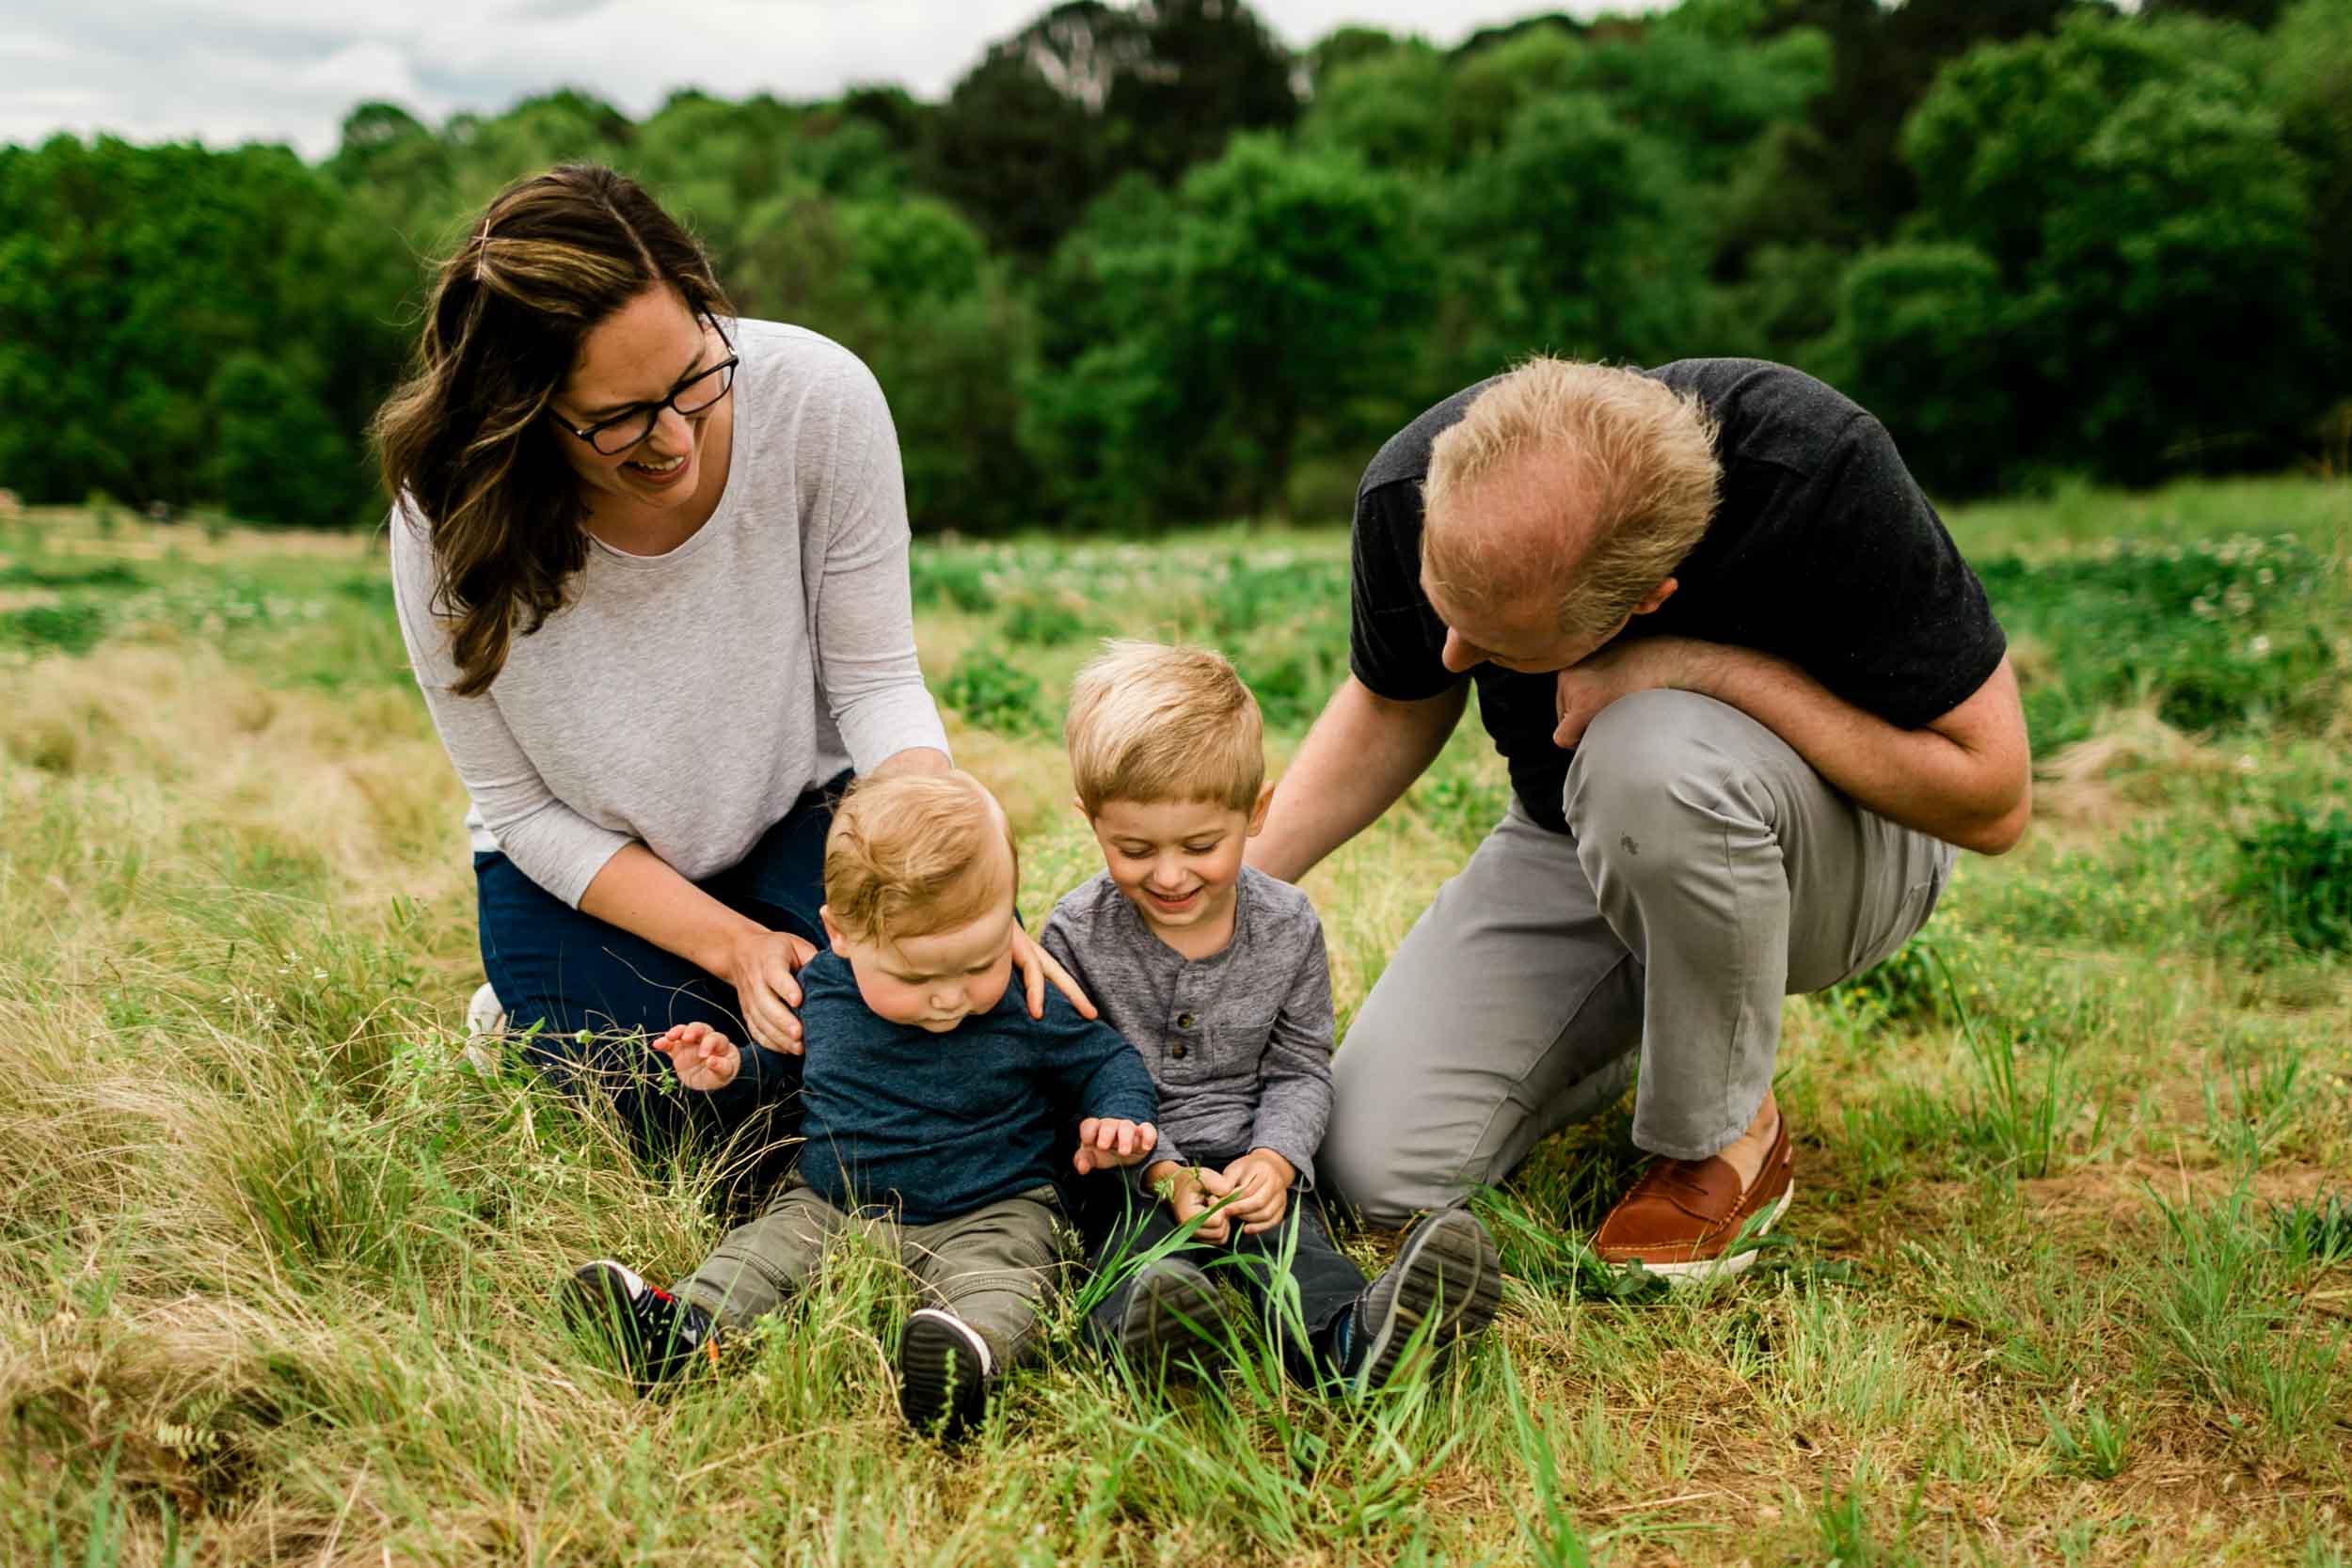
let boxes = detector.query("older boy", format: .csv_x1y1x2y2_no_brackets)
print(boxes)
567,771,1161,1439
1045,641,1502,1390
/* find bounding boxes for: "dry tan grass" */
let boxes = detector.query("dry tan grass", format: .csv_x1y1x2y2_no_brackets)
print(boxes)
2,504,2348,1565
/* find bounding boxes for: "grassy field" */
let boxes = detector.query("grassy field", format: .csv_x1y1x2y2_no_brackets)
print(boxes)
2,476,2348,1566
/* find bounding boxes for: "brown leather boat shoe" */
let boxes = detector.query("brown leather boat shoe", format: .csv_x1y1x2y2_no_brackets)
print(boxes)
1590,1114,1794,1282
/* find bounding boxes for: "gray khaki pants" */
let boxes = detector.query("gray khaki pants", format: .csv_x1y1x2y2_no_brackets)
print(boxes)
1325,689,1955,1227
675,1179,1069,1369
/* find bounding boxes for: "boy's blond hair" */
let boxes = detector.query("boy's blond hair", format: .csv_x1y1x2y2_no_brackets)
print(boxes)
822,771,1019,947
1422,356,1721,641
1066,641,1264,817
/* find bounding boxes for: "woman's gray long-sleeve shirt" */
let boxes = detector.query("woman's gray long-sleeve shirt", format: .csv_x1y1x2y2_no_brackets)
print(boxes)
389,320,950,908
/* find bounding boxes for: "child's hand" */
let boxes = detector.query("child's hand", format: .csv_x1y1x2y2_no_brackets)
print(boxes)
1073,1117,1158,1175
650,1022,740,1092
1151,1161,1235,1244
1218,1148,1296,1235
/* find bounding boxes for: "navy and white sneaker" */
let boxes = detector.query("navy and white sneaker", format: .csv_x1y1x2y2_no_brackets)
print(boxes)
1343,1208,1503,1391
898,1308,993,1441
566,1260,717,1386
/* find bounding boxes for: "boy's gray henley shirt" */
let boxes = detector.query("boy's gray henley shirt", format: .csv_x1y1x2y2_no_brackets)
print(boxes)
1041,864,1336,1185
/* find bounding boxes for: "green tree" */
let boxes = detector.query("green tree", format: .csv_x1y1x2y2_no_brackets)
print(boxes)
1025,136,1430,525
1441,93,1707,374
2265,0,2352,379
1880,11,2325,484
209,352,361,528
1811,244,2016,488
1296,41,1454,173
0,135,393,523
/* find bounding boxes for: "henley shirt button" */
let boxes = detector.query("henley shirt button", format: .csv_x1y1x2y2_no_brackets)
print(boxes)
1176,1011,1196,1029
1170,1042,1188,1060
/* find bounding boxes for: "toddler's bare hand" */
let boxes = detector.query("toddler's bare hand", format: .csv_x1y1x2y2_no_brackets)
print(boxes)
1073,1117,1158,1175
651,1022,740,1092
1219,1148,1295,1234
1176,1164,1240,1244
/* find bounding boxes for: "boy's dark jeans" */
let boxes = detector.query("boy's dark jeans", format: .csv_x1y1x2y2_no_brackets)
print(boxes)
1074,1156,1365,1382
474,770,848,1163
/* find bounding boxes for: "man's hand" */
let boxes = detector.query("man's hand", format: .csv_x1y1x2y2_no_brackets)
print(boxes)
1148,1160,1238,1243
650,1022,741,1092
1218,1148,1297,1235
1073,1117,1158,1174
1553,638,1701,749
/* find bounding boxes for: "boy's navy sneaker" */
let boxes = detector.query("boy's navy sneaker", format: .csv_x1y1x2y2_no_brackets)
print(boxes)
1105,1257,1229,1373
566,1260,717,1386
1340,1208,1503,1391
898,1307,993,1441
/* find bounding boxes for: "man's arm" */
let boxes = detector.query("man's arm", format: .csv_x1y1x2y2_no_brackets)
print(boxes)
1556,642,2031,855
1248,675,1470,884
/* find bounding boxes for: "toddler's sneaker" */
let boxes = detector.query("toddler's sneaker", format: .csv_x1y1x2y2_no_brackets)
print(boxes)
1105,1257,1229,1373
565,1260,717,1386
1342,1207,1503,1391
898,1307,993,1441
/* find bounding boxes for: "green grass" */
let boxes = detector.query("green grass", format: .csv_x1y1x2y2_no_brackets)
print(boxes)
2,476,2349,1563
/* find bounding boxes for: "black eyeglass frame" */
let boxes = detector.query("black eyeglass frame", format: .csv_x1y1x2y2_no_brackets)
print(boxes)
550,314,739,455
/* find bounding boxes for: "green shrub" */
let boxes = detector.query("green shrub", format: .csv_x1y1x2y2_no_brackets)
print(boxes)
0,600,106,655
1207,555,1349,642
1979,536,2341,752
1827,938,1948,1026
0,561,142,590
2234,808,2352,954
910,554,995,614
940,647,1047,735
999,592,1093,647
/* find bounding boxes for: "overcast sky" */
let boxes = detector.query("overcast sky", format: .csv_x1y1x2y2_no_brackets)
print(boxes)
1,1,1658,160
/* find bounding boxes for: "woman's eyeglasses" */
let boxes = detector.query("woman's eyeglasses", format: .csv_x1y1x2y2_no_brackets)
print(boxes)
553,318,739,455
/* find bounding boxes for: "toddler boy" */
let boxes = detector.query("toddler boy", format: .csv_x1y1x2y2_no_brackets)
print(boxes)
1044,641,1502,1389
567,770,1161,1439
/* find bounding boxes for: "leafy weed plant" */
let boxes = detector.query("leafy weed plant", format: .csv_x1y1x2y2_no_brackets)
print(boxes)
939,645,1049,734
2235,807,2352,955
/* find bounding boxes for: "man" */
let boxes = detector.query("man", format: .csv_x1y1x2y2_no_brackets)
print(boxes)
1246,357,2028,1278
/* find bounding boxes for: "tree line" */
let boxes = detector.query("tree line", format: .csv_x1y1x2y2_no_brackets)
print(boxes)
0,0,2344,533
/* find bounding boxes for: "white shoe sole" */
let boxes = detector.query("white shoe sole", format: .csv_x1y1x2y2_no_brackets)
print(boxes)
461,981,507,1073
1634,1180,1796,1286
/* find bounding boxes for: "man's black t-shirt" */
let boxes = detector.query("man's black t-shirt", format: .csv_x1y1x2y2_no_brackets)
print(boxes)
1349,358,2008,834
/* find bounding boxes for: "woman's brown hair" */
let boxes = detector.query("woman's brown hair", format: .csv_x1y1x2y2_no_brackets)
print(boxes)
375,164,731,695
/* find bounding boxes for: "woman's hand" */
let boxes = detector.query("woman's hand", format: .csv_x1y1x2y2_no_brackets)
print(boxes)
1010,927,1096,1020
723,927,818,1053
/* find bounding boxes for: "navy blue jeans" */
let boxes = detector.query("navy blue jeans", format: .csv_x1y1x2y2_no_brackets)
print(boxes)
475,771,849,1159
1073,1158,1365,1384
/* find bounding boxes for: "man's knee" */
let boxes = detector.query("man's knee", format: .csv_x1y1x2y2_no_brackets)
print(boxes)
1565,689,1784,878
1316,1126,1443,1230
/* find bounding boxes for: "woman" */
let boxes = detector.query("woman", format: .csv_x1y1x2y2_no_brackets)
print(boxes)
378,164,1084,1153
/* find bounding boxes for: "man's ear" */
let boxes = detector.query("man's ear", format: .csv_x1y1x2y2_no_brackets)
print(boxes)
1631,576,1679,617
1247,781,1276,836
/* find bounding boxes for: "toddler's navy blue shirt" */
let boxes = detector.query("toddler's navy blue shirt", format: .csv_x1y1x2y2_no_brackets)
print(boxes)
792,951,1159,1225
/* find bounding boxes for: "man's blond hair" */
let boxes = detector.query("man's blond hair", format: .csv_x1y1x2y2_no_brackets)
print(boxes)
1066,641,1265,817
1421,357,1722,640
822,771,1019,947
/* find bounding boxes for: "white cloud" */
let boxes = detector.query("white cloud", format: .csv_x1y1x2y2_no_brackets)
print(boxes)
1,0,1653,158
